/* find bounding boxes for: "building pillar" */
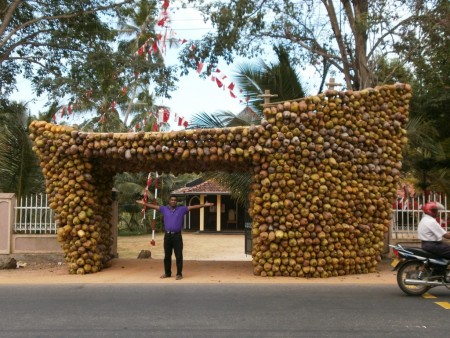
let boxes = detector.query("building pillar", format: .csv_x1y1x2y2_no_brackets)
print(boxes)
199,195,205,231
216,195,221,232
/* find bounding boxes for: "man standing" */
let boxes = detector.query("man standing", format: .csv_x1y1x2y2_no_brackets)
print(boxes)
417,201,450,259
137,195,214,280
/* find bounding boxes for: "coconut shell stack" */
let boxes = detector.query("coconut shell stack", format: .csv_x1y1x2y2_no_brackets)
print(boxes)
29,84,410,276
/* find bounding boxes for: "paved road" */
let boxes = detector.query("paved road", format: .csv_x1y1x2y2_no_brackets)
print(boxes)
0,284,448,338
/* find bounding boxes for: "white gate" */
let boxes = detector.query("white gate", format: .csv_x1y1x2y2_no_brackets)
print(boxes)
392,191,449,239
13,192,449,240
14,194,57,234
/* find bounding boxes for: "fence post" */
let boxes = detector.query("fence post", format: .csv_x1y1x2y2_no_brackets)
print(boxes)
0,193,16,254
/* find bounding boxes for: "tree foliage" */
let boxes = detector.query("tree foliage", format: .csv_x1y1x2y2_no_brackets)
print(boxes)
1,0,178,130
1,0,132,98
397,0,450,194
181,0,443,90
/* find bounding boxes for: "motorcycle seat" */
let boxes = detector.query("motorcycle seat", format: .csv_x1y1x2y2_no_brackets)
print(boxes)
402,247,445,260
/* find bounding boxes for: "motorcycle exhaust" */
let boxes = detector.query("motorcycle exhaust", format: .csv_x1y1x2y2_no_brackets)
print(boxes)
404,279,446,286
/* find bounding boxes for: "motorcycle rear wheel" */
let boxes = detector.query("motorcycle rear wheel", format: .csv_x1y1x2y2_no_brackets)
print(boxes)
397,260,431,296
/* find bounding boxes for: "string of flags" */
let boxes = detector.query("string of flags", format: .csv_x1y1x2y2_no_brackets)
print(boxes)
129,106,189,132
53,0,249,126
137,0,251,103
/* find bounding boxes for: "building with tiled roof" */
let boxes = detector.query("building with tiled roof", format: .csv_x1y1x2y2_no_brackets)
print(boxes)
171,179,247,232
171,180,231,196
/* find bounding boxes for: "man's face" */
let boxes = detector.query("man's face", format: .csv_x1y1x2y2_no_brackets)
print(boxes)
169,197,178,207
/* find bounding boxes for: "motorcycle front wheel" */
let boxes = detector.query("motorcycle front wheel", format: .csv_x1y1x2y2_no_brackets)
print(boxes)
397,260,431,296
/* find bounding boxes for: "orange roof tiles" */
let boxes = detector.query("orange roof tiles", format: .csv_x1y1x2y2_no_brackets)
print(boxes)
171,179,230,195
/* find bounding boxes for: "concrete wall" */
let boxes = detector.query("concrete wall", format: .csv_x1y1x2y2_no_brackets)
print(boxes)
0,193,118,256
11,235,62,254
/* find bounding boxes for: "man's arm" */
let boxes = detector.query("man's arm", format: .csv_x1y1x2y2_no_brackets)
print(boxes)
443,232,450,240
136,200,160,211
187,202,214,211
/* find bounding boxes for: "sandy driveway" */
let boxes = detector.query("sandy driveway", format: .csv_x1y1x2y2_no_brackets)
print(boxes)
0,232,397,285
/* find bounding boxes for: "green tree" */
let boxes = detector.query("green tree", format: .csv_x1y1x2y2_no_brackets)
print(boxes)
392,1,450,194
56,5,178,133
0,100,44,198
1,0,178,131
117,0,181,127
0,0,133,99
181,0,441,90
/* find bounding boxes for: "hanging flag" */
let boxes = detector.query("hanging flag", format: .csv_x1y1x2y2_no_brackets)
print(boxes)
230,91,237,98
216,78,223,88
183,120,189,128
178,117,184,126
152,122,158,132
163,108,170,123
157,17,167,27
196,62,204,74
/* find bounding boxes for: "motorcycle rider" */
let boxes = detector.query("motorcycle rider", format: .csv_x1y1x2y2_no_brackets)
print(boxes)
417,201,450,259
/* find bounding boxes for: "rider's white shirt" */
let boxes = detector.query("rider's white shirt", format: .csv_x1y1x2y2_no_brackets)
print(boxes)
417,214,446,241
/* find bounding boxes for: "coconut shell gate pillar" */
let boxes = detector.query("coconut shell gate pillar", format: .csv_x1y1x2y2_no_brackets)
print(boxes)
30,84,410,276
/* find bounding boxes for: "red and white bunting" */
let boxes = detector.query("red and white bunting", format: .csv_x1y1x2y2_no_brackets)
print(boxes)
132,0,247,103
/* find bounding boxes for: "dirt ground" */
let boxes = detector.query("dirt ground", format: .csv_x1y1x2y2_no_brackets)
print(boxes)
0,232,397,285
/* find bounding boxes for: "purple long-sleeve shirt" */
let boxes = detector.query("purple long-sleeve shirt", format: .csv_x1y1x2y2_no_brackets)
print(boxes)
159,206,189,232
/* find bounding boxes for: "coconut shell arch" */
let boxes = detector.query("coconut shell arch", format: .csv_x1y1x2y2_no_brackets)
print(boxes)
29,84,410,276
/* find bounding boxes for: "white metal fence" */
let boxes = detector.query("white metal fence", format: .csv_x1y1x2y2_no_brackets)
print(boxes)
14,194,57,234
13,192,449,238
392,191,449,239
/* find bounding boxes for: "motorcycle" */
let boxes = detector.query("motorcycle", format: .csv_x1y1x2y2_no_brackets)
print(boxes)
389,244,450,296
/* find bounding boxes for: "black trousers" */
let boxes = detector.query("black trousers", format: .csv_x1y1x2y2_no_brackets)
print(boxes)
163,232,183,276
422,241,450,259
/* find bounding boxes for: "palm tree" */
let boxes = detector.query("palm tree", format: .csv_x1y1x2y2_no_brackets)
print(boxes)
0,101,45,199
117,0,159,127
117,0,180,129
189,45,307,207
234,46,306,113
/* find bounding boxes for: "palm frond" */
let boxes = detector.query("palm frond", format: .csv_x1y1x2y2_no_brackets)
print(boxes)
0,102,45,198
201,171,252,207
405,115,441,157
189,111,229,129
214,111,255,127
